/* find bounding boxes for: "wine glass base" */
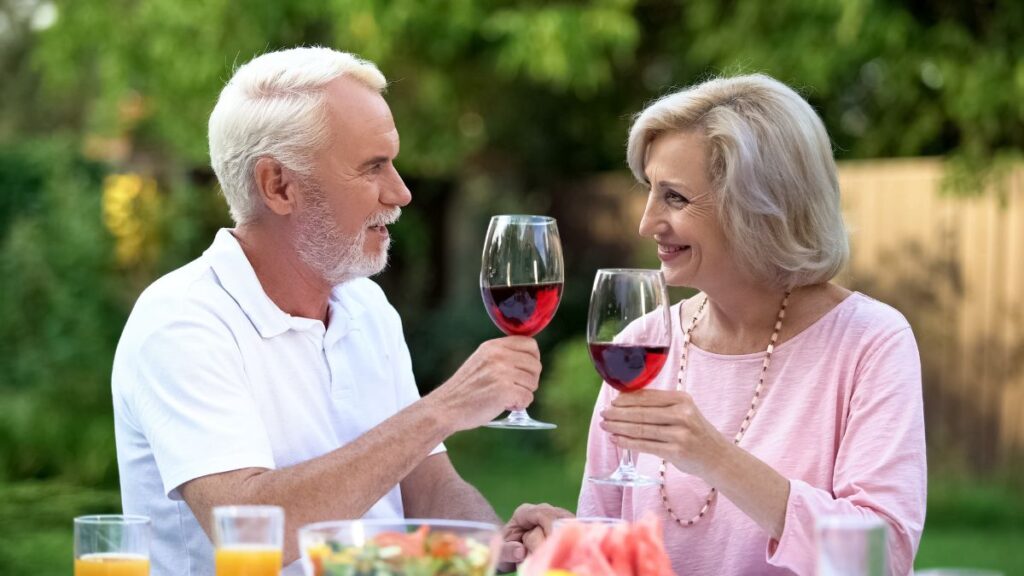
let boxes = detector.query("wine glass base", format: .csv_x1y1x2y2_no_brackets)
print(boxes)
587,472,662,487
484,416,557,430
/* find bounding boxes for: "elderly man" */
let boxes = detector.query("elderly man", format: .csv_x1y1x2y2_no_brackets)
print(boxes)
112,46,541,576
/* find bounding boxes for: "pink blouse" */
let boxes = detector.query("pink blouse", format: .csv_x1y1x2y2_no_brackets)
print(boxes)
577,292,926,575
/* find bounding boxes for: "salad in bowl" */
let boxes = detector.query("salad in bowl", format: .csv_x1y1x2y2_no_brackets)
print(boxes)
299,518,502,576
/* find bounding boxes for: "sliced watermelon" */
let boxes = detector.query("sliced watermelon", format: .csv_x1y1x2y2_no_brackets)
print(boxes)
563,525,616,576
521,514,673,576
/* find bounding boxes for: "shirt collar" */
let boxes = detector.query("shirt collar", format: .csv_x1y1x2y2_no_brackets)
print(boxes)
324,279,367,346
206,229,368,340
206,229,294,338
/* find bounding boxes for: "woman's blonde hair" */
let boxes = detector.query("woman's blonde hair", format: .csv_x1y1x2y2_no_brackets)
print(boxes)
627,74,849,290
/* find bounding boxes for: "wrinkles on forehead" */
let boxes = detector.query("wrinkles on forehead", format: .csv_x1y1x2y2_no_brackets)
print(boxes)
315,76,400,182
645,131,718,219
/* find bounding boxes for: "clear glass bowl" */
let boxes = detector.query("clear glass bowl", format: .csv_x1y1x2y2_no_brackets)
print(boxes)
298,518,502,576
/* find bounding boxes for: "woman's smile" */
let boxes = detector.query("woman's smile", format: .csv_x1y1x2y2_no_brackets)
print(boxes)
657,242,691,262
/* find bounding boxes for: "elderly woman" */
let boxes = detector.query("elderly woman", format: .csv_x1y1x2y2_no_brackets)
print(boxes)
508,75,926,575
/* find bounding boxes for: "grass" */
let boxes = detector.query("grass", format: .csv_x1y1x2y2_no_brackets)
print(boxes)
2,433,1021,575
0,481,121,575
916,528,1024,573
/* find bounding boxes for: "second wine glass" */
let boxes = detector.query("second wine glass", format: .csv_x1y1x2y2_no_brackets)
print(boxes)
587,269,671,486
480,215,564,430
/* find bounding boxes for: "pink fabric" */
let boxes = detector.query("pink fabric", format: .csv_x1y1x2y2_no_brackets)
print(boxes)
578,292,927,575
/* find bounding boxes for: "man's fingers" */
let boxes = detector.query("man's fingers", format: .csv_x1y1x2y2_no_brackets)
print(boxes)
517,503,574,535
505,389,533,412
497,336,541,357
523,526,546,553
499,540,527,564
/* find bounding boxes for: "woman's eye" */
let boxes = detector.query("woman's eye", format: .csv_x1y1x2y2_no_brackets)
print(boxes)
664,190,689,206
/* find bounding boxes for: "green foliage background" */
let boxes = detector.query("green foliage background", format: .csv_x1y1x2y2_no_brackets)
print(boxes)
0,0,1022,574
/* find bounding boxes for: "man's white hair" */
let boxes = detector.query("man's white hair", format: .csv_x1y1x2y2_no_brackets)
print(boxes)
208,46,387,224
627,74,849,290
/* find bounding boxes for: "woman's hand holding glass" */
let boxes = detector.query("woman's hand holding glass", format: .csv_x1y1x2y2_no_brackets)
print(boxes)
600,388,730,479
586,269,672,487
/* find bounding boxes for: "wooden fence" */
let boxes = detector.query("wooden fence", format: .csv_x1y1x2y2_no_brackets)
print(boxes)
838,159,1024,477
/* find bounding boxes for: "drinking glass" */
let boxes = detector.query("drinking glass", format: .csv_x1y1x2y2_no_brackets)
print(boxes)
816,515,888,576
480,215,564,430
551,517,626,533
74,514,151,576
586,269,671,486
212,506,284,576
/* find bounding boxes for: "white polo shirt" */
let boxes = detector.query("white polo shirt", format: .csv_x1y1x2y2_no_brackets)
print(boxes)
112,229,442,576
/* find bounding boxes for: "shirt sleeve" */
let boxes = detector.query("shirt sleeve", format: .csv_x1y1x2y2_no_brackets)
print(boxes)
387,305,445,456
577,384,624,519
131,318,276,500
767,327,927,575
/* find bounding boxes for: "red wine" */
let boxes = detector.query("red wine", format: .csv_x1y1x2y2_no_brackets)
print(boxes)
588,343,669,392
482,282,563,336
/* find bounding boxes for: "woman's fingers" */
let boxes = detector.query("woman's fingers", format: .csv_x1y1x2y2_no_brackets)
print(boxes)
601,419,676,440
610,389,688,407
601,406,679,425
608,434,674,459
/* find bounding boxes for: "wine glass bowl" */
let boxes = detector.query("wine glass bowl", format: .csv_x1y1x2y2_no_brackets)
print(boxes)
481,282,563,337
589,343,670,393
587,268,671,486
480,215,564,430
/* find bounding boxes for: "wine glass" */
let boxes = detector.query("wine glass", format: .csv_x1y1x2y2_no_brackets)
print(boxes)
587,268,671,486
480,215,564,430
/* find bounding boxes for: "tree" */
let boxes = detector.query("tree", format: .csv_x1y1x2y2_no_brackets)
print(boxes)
1,0,1021,483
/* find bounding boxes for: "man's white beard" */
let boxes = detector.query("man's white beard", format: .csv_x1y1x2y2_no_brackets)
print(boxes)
294,186,400,286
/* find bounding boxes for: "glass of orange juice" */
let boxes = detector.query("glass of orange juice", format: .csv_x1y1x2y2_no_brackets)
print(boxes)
212,505,284,576
74,514,151,576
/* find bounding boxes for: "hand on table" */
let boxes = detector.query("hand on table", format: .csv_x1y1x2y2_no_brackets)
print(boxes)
497,502,574,571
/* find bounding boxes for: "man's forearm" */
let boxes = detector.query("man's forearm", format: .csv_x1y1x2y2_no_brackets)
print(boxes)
407,475,502,524
193,396,452,563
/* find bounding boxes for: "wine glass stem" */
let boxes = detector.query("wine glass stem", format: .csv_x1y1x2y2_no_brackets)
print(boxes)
505,409,533,424
618,448,638,475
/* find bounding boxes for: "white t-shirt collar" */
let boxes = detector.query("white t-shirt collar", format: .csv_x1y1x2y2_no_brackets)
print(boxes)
205,229,366,341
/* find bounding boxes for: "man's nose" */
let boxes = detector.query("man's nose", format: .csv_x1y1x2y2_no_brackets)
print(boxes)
384,165,412,207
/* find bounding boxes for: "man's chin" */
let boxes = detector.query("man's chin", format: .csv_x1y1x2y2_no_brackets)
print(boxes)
325,253,390,286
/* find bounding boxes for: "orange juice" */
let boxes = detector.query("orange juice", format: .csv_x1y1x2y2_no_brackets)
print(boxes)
215,546,282,576
74,553,149,576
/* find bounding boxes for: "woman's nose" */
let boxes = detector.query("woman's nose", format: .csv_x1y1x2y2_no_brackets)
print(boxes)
638,193,664,238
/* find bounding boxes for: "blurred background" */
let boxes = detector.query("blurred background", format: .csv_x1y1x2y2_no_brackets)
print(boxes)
1,0,1022,573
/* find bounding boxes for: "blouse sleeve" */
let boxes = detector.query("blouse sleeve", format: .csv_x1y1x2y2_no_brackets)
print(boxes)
577,383,625,519
767,327,927,575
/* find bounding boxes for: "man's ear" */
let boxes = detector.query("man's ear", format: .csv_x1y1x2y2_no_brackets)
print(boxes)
253,157,300,216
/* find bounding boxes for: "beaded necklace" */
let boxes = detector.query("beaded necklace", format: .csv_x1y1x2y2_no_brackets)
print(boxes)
659,291,791,527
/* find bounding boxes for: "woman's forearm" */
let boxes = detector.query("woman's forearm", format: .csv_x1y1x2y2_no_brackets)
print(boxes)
702,441,790,540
